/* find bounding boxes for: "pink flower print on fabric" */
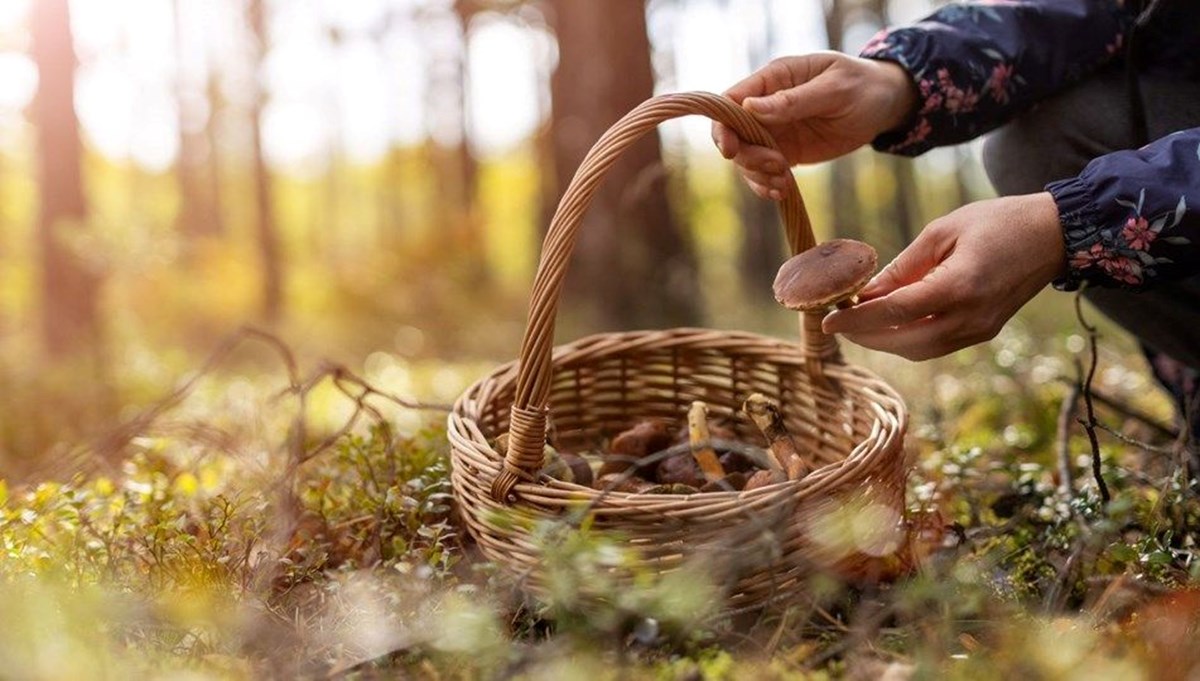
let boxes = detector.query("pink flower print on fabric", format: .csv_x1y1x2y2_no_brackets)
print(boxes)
987,63,1014,104
1121,215,1156,250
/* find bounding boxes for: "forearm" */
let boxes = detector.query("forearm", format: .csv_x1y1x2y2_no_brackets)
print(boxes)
860,0,1134,155
1049,128,1200,289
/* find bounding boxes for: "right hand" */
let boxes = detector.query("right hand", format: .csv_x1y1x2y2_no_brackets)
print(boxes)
712,52,917,199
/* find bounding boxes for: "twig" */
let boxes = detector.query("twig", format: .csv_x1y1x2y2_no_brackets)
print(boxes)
1092,422,1178,456
1055,377,1179,441
1056,366,1080,496
1183,390,1199,491
1074,289,1110,504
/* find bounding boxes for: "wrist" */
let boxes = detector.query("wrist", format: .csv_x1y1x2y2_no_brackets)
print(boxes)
1022,191,1067,280
869,59,918,134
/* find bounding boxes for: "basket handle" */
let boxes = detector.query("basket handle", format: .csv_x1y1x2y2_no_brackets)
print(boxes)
492,91,837,502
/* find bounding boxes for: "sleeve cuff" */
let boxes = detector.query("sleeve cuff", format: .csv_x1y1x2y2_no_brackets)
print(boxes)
1046,173,1133,291
860,33,936,157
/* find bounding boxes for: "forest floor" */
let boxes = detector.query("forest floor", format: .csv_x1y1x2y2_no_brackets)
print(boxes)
1,304,1198,681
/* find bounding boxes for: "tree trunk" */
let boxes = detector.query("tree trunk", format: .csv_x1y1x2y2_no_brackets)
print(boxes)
451,1,485,284
173,0,223,244
822,0,862,241
203,68,226,235
546,0,702,329
869,0,922,254
31,0,100,356
736,0,786,294
247,0,283,322
885,156,918,257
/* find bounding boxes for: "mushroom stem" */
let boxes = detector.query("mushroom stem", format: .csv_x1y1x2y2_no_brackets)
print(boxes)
742,394,811,480
687,401,727,483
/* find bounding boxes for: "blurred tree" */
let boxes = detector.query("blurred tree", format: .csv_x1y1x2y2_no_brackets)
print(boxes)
866,0,917,253
247,0,284,322
204,66,227,236
173,0,224,243
546,0,702,329
426,2,486,282
31,0,100,356
821,0,864,242
736,0,787,293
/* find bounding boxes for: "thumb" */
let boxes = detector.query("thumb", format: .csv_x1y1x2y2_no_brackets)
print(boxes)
859,226,949,300
742,79,838,125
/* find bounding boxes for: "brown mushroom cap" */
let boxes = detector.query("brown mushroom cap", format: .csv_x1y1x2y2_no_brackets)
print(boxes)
772,239,878,311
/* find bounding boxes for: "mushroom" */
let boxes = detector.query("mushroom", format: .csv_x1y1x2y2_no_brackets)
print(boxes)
773,238,878,312
742,393,811,481
656,453,705,488
700,471,747,492
686,401,726,484
542,451,595,487
743,468,785,491
495,432,594,486
595,473,659,494
600,419,675,477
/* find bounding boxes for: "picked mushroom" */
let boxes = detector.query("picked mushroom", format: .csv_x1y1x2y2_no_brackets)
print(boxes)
661,419,744,485
656,453,705,488
700,471,747,492
687,401,726,484
495,432,594,486
595,473,658,494
600,418,675,477
744,468,785,491
773,238,878,312
742,394,811,481
542,451,595,487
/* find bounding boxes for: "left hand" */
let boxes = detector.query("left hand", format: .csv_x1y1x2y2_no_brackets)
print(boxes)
821,192,1066,361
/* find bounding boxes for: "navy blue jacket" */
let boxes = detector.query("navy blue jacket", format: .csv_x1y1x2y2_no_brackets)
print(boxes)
860,0,1200,290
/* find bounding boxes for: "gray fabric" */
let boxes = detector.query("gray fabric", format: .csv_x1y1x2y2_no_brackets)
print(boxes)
982,66,1200,369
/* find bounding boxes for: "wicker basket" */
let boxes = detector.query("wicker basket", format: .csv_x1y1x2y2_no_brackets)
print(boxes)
448,92,908,610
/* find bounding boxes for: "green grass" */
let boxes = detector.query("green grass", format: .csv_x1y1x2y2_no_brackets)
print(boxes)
0,318,1197,680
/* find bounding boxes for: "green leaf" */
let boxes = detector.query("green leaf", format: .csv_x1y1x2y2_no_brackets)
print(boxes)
1107,543,1137,563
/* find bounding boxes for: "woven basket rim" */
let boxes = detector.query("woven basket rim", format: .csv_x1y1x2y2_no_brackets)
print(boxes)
450,326,908,509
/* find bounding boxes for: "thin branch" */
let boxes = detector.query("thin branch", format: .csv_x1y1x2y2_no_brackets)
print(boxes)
1092,422,1178,456
1056,368,1080,496
1055,377,1179,441
1074,289,1110,504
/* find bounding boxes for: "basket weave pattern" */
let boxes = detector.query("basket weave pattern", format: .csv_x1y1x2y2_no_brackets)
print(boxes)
448,93,908,609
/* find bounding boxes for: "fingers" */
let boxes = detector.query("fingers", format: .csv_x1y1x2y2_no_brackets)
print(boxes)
839,315,964,362
725,53,838,104
821,279,946,335
733,144,788,174
742,83,837,126
724,58,799,103
858,223,954,300
742,175,779,201
712,122,740,159
712,124,791,200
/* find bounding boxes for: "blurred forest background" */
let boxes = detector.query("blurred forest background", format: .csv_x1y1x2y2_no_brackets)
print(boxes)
0,0,1105,480
8,2,1198,677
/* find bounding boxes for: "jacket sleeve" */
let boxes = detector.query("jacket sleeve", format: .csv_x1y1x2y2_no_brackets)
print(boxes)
1048,129,1200,290
859,1,1134,156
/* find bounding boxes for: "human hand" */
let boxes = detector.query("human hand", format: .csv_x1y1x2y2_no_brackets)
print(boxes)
821,193,1066,361
712,52,917,199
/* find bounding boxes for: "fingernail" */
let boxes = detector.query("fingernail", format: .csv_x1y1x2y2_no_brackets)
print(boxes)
858,277,884,299
821,311,840,333
768,188,783,201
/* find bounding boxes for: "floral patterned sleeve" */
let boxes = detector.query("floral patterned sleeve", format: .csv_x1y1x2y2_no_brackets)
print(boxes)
859,1,1134,156
1047,130,1200,290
